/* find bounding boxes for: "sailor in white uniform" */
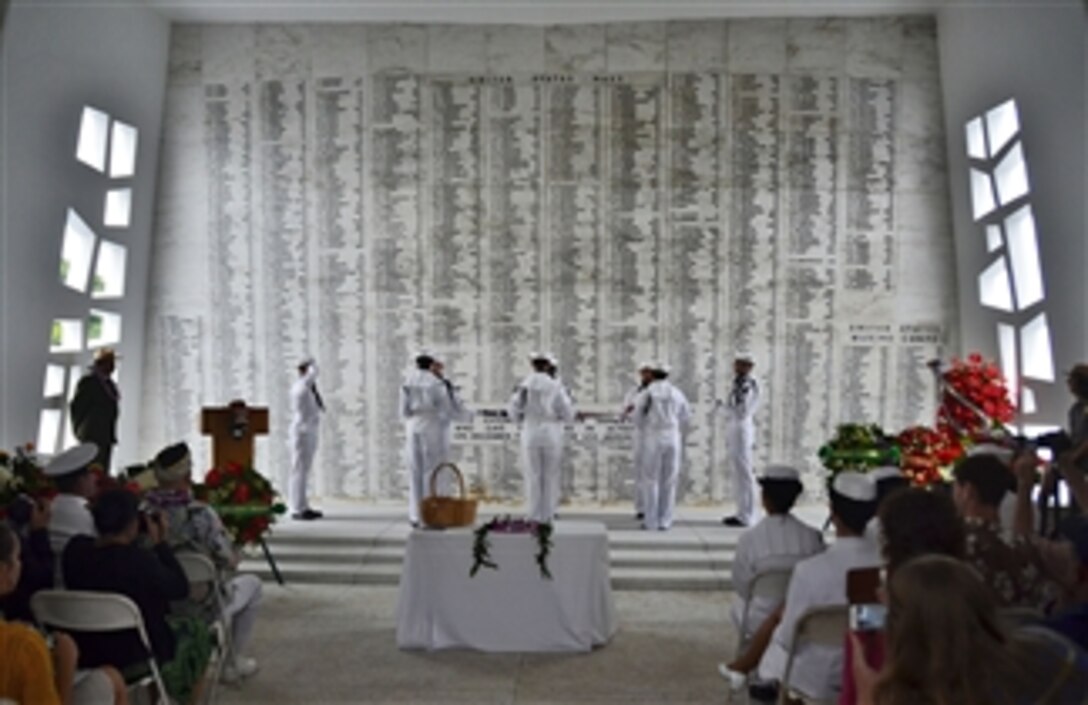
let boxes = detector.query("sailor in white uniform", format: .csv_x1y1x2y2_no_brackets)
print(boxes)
400,352,470,527
627,363,691,531
509,353,575,522
756,471,881,702
288,357,324,520
623,362,656,520
720,353,762,527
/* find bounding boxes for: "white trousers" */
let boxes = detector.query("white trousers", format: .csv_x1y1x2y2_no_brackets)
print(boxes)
640,434,680,530
224,574,263,661
406,423,452,523
726,421,757,525
288,430,318,514
523,430,563,522
632,433,645,515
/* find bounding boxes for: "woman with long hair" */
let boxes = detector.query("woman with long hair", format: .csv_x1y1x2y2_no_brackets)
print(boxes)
853,555,1087,705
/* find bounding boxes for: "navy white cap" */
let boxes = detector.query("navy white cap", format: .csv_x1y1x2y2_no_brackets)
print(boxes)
734,352,754,364
869,466,905,483
967,443,1014,464
44,443,99,477
759,464,801,482
831,471,877,502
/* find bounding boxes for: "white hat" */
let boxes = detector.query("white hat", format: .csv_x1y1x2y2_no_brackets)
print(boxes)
638,360,655,371
44,443,99,477
299,356,315,368
831,471,877,502
546,352,559,366
870,466,905,483
759,464,801,482
967,443,1014,464
734,352,754,364
653,361,671,374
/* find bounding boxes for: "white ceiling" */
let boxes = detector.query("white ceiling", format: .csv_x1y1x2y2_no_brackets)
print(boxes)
129,0,966,24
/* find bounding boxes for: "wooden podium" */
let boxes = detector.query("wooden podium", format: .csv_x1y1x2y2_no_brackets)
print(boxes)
199,400,283,584
200,401,269,470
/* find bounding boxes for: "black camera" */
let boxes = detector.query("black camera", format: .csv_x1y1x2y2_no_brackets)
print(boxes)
138,509,160,534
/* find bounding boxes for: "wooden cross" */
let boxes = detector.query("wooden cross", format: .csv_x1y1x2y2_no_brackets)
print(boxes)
200,399,269,470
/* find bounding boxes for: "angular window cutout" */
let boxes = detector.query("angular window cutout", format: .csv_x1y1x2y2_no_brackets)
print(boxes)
92,240,127,299
1021,386,1037,415
87,309,122,349
49,318,84,354
109,121,138,178
1005,205,1044,310
970,169,996,221
965,117,988,160
37,409,63,456
60,209,97,293
994,142,1030,206
979,258,1014,312
103,189,132,228
998,322,1018,403
43,365,66,398
986,224,1003,253
1020,313,1055,382
985,99,1020,156
76,106,110,173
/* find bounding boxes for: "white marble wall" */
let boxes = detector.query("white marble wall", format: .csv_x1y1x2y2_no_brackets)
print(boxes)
142,18,957,504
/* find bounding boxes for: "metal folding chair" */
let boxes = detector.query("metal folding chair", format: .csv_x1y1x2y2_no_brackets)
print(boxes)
779,604,849,705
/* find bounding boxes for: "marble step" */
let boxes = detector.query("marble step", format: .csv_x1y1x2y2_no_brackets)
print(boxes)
238,559,731,592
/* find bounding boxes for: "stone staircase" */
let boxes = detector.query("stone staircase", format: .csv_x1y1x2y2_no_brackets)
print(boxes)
238,503,749,591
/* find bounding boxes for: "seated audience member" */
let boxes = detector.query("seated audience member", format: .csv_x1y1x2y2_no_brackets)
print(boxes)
63,490,211,704
719,464,824,686
0,522,127,705
840,487,967,705
851,555,1088,705
753,471,881,702
0,494,54,622
863,466,909,546
953,454,1062,610
44,443,100,562
145,441,263,682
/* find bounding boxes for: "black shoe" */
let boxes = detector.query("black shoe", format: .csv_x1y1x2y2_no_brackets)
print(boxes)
635,512,644,520
722,516,749,528
748,681,779,703
410,521,420,529
291,511,317,521
302,508,323,520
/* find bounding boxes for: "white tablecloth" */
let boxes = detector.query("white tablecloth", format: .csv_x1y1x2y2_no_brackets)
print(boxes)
395,521,616,652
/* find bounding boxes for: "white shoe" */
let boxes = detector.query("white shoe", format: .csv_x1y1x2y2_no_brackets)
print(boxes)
221,656,259,683
718,662,746,691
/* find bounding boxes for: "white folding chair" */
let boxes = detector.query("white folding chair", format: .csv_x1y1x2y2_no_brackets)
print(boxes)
31,589,170,705
176,551,231,702
735,567,794,655
779,604,849,705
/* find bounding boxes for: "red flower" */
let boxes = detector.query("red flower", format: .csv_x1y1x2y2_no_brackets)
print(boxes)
232,484,251,504
226,463,244,477
205,469,223,488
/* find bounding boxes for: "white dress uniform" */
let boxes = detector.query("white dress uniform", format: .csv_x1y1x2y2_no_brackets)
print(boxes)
723,373,761,525
630,379,691,530
730,513,825,639
400,367,463,524
509,371,575,522
288,362,323,514
623,382,650,517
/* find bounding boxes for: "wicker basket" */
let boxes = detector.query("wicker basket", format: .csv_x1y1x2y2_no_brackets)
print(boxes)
420,462,478,529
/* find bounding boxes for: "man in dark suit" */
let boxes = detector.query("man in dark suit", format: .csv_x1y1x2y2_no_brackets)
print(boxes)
70,348,120,471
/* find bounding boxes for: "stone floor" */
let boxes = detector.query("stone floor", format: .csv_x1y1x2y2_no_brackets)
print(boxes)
217,584,741,704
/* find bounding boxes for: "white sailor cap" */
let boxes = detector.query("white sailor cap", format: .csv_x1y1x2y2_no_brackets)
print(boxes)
869,466,905,483
967,443,1014,464
546,352,559,366
734,352,755,364
299,356,315,368
831,471,877,502
638,360,655,371
44,443,99,477
653,361,671,374
759,464,801,482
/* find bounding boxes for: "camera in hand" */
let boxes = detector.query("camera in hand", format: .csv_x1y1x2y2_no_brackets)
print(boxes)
850,603,887,632
138,509,160,534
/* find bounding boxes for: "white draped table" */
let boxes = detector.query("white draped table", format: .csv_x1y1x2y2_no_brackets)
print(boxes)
395,521,616,652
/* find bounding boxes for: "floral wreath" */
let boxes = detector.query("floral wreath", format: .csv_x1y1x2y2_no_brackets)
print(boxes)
193,462,286,546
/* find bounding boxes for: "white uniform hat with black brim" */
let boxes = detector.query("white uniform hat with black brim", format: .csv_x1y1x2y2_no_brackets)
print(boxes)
44,443,99,477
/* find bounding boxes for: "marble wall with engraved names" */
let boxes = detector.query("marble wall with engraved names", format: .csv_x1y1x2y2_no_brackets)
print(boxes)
141,18,957,503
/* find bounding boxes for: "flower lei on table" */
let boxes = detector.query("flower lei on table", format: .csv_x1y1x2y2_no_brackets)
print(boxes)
0,444,55,519
470,516,554,580
193,463,286,546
